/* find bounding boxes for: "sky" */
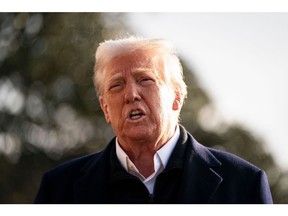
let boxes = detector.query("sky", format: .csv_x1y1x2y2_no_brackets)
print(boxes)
125,13,288,171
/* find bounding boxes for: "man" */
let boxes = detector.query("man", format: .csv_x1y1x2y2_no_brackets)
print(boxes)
34,36,273,204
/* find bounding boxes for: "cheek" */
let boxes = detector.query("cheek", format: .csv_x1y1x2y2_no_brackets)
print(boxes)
107,99,123,120
146,87,174,112
160,89,175,108
149,94,171,119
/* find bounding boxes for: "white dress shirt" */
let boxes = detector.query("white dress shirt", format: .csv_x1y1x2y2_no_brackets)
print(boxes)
115,126,180,194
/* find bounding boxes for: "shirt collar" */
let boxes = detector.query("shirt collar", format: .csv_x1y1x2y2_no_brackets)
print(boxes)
115,125,180,177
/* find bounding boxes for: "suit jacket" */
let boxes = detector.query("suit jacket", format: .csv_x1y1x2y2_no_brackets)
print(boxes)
34,125,273,204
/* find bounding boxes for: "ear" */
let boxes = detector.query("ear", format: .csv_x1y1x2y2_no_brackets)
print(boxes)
172,93,182,111
99,96,111,124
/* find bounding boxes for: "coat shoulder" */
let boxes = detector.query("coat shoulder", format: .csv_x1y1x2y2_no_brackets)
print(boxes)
208,147,261,172
184,127,261,173
34,146,112,203
45,151,104,181
206,147,273,203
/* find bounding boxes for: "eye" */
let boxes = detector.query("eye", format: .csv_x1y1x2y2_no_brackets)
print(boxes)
139,77,155,86
108,82,123,92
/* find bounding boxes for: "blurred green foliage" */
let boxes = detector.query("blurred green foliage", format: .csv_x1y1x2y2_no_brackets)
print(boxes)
0,13,287,203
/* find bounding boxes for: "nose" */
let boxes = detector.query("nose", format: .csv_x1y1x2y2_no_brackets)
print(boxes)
125,82,141,103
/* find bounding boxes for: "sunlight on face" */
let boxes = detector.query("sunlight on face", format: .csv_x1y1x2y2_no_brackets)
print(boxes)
99,50,180,148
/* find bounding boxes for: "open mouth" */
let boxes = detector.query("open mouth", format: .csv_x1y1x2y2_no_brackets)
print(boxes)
129,110,144,120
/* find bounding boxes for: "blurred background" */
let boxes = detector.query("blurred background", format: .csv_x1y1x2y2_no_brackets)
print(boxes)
0,13,287,203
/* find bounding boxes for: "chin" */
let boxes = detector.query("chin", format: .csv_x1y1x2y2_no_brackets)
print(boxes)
125,128,153,140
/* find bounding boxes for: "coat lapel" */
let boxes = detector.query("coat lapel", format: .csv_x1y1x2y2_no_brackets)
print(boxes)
177,126,223,203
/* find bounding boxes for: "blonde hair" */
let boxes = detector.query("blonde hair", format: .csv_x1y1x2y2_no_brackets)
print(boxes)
93,36,187,103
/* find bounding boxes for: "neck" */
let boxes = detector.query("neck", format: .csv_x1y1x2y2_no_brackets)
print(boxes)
117,126,176,177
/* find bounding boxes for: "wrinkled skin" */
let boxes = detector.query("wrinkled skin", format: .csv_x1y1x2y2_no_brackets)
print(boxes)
99,50,181,176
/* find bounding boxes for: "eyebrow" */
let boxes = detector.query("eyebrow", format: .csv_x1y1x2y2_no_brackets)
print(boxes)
109,67,156,81
132,68,156,76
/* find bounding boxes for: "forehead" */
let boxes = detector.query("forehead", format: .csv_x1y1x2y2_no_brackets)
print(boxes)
104,50,162,76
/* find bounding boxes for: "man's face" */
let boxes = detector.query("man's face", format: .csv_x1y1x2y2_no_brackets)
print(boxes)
99,50,181,146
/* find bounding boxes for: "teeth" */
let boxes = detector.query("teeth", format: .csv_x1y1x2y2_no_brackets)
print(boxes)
131,110,141,115
129,110,143,119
